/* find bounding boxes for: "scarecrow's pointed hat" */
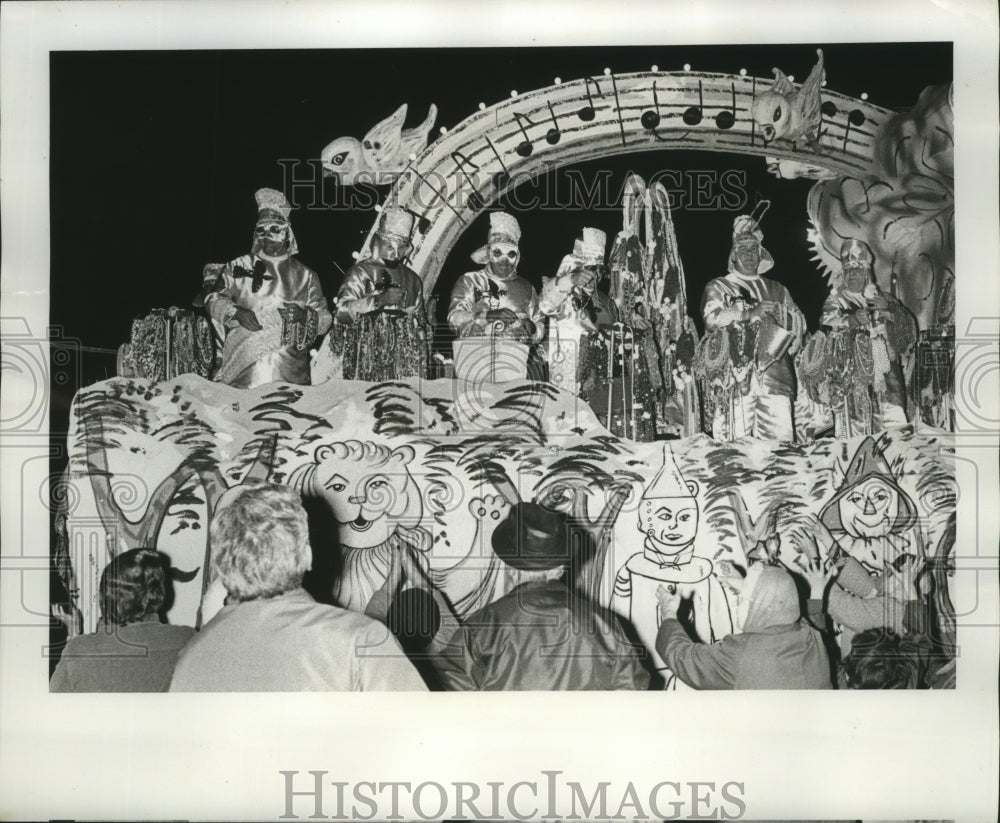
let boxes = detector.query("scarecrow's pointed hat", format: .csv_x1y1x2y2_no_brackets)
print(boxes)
818,437,916,532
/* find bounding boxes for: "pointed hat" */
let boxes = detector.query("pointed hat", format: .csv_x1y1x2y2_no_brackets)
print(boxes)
641,443,697,503
472,211,521,265
574,227,607,266
255,187,292,222
252,188,297,256
818,437,917,532
728,213,774,274
379,206,415,239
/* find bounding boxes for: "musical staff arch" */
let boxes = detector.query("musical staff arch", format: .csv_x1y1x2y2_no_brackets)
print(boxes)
362,69,892,295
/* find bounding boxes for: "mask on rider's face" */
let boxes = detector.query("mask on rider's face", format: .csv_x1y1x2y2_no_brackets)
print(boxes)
488,243,519,277
255,222,289,255
842,263,870,293
377,234,411,267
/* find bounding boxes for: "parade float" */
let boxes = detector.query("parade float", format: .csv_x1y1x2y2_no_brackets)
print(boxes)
56,51,957,686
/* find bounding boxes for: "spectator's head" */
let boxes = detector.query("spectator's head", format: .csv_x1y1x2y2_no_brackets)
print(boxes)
211,482,311,602
492,502,574,585
99,548,170,626
843,629,918,689
735,564,801,633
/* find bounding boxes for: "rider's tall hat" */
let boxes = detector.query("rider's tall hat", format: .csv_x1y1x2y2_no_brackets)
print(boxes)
472,212,521,264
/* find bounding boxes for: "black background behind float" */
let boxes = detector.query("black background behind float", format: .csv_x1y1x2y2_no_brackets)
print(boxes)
49,44,952,345
47,43,952,434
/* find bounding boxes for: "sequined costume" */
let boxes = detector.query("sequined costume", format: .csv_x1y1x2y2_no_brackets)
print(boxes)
335,259,425,323
206,254,331,388
327,207,429,382
204,188,331,388
697,217,805,441
447,269,544,344
813,284,916,434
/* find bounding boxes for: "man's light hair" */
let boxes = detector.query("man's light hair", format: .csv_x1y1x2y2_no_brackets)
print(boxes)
210,482,310,601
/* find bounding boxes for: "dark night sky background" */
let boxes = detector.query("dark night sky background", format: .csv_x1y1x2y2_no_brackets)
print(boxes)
48,42,952,428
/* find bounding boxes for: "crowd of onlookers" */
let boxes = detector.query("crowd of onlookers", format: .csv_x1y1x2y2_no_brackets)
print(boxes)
50,482,952,693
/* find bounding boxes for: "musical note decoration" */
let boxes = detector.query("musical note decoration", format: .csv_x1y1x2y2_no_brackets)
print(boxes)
513,113,536,158
715,83,737,130
608,70,628,147
451,150,487,213
406,207,432,235
578,77,602,122
842,108,867,152
683,81,704,126
351,63,892,296
641,81,661,130
545,102,562,146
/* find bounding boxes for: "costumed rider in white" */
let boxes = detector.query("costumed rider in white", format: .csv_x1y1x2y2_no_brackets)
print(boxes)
448,211,544,345
204,187,332,388
613,443,733,688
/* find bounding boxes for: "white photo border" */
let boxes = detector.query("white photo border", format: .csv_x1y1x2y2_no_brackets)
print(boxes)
1,1,997,820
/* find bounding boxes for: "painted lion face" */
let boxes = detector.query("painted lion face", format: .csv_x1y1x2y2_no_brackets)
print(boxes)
310,441,419,549
838,478,899,539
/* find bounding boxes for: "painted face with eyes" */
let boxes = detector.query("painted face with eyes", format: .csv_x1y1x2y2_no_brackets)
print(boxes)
487,242,520,278
314,461,410,549
640,498,699,551
838,478,900,538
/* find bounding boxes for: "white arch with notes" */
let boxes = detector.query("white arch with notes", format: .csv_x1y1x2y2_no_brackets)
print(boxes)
361,69,892,295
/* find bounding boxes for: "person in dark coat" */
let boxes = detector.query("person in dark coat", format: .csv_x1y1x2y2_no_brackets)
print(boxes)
434,502,652,691
50,548,193,692
655,563,831,690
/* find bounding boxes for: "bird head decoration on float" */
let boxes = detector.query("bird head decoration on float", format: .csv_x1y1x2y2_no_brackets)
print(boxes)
321,103,438,186
751,48,825,146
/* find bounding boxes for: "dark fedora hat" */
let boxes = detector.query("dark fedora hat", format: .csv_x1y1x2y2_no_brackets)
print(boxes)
491,502,571,571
